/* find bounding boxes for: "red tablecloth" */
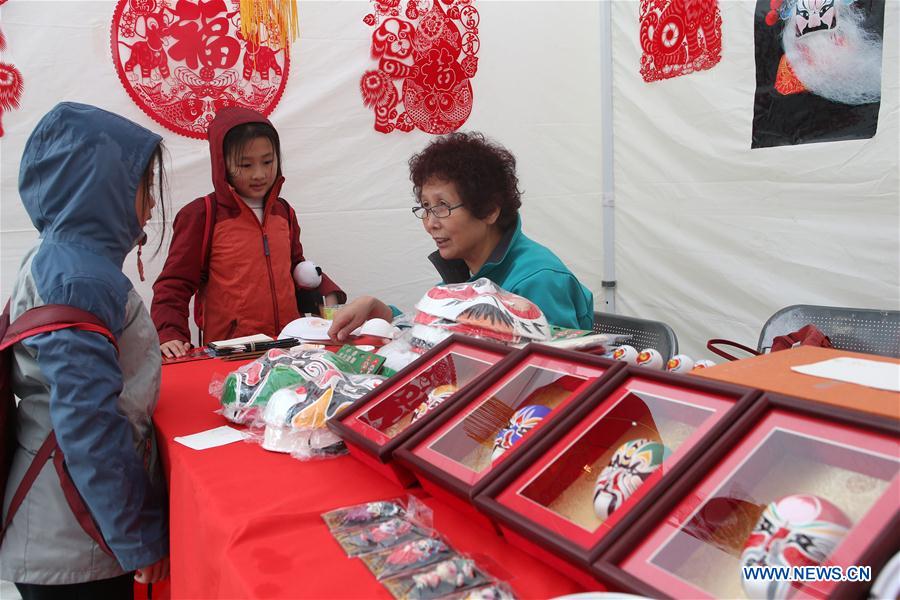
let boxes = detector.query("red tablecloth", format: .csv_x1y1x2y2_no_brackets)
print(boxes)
153,358,584,599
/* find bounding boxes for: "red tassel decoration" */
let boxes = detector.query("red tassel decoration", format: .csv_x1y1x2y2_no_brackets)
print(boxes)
137,241,146,282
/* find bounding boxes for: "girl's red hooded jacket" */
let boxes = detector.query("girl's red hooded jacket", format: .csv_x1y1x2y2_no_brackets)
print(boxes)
151,108,344,344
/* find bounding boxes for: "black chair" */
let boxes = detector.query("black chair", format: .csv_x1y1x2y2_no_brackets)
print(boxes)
593,312,679,361
758,304,900,358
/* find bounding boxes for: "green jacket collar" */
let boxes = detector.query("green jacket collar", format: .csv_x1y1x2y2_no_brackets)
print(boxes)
428,216,522,284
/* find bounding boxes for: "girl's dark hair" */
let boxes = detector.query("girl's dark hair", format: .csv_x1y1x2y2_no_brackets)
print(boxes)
141,142,168,255
409,132,522,230
222,121,282,175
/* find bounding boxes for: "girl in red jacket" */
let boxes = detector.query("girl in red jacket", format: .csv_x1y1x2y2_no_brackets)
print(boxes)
152,108,345,357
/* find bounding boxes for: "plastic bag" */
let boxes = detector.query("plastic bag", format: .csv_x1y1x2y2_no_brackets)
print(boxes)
414,279,551,344
328,495,435,557
360,537,456,580
333,520,437,557
214,346,377,425
321,499,408,531
378,279,558,372
381,557,490,600
445,583,518,600
377,325,453,373
257,369,385,459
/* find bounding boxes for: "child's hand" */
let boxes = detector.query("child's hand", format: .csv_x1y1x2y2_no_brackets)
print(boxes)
135,556,169,584
160,339,192,358
328,296,392,342
323,293,340,307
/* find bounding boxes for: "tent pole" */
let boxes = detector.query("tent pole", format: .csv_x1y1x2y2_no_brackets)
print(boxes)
599,0,617,314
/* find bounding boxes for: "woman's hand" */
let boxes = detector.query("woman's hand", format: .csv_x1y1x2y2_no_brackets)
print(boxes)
135,556,169,584
328,296,392,342
160,339,191,358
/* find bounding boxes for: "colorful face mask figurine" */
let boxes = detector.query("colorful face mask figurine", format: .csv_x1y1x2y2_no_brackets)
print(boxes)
593,438,670,520
337,517,427,556
323,500,406,531
666,354,695,373
491,404,552,461
636,348,664,370
406,558,487,600
460,584,518,600
261,386,309,452
363,537,454,580
220,359,305,424
741,494,851,599
410,384,459,423
387,537,448,566
794,0,837,37
612,345,639,364
414,278,551,344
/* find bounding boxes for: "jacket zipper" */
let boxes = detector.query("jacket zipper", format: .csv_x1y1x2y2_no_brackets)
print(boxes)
230,186,283,336
261,232,281,333
226,319,238,340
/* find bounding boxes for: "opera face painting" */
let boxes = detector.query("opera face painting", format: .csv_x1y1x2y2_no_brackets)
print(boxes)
751,0,885,148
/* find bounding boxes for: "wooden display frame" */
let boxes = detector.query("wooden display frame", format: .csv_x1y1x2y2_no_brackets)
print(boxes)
473,366,759,588
593,393,900,599
328,334,512,486
393,344,624,511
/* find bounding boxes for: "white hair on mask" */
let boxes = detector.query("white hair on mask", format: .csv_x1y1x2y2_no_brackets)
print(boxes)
782,1,883,105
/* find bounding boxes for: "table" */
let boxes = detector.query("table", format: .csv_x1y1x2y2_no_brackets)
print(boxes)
692,346,900,420
153,358,585,599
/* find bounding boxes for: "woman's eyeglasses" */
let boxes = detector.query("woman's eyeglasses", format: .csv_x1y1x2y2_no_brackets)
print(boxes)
411,203,465,219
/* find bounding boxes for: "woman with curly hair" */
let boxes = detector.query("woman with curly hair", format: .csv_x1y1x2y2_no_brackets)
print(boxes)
329,132,594,340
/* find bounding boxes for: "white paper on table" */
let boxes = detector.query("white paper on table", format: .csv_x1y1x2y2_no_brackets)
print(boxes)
791,358,900,392
174,426,248,450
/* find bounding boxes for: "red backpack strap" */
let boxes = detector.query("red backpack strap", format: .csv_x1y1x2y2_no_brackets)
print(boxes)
1,303,117,554
0,300,10,346
1,304,117,353
0,431,115,557
193,194,217,343
200,193,216,278
2,431,57,540
286,201,296,224
52,441,115,556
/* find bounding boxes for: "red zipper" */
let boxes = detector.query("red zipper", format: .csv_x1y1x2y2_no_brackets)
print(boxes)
259,191,281,334
261,232,281,333
225,318,238,340
231,187,282,335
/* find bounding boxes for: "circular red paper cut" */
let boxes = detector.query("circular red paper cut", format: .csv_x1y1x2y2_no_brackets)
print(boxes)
110,0,290,139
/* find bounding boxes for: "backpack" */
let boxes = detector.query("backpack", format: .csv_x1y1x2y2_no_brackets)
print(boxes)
0,300,118,554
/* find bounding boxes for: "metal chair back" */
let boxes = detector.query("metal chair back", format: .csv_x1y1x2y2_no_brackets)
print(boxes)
593,312,679,360
757,304,900,358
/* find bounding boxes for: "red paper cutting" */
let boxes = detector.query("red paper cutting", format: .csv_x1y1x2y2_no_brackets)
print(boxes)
360,0,479,134
640,0,722,82
0,16,24,138
110,0,290,139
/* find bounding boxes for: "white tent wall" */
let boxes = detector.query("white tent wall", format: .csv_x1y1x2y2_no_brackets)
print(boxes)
611,0,900,358
0,0,604,339
1,1,897,359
